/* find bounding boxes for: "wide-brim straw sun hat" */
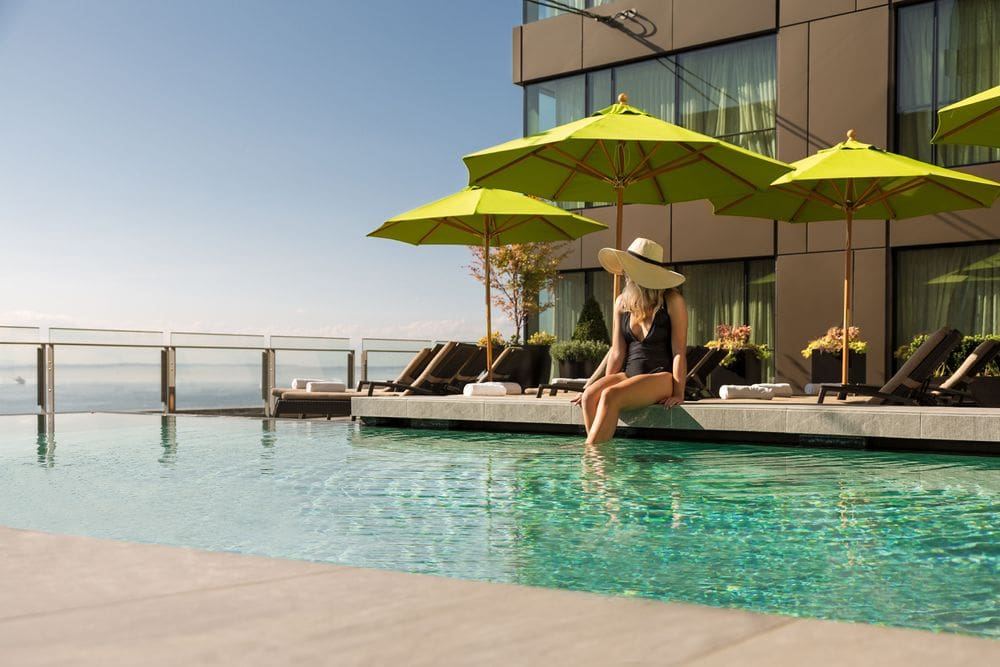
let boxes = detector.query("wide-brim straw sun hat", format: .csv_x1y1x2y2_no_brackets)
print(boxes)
597,238,685,289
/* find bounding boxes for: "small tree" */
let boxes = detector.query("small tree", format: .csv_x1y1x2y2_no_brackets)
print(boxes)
572,296,611,344
467,242,570,344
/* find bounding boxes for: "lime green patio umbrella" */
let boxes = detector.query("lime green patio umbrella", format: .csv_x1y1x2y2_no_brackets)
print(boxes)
932,84,1000,148
712,130,1000,383
463,94,792,296
368,186,607,380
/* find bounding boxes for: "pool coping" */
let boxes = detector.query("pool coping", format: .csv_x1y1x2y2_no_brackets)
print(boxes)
351,395,1000,455
2,525,997,665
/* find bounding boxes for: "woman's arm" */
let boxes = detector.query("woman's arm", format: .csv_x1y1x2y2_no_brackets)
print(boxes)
664,290,688,405
607,294,626,376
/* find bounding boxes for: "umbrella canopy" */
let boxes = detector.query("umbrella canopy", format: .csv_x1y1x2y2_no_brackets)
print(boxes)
368,186,607,380
932,84,1000,148
712,130,1000,383
463,94,792,295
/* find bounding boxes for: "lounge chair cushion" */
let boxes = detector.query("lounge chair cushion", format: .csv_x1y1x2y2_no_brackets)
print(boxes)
752,383,793,397
291,378,327,390
306,381,346,392
719,385,774,400
463,382,506,397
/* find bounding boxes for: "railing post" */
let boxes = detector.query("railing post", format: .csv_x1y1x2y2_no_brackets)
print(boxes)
262,349,276,417
347,350,355,390
361,350,368,384
42,344,55,415
161,347,176,414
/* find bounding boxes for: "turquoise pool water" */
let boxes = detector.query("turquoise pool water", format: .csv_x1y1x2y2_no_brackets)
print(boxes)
1,413,997,638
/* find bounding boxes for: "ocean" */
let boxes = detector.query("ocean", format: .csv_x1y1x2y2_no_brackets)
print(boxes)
0,362,405,415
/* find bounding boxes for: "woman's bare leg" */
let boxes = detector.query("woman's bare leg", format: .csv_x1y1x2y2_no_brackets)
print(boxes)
586,373,673,445
579,373,625,432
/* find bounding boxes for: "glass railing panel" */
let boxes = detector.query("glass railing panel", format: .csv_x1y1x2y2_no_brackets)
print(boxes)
275,350,353,389
361,338,432,353
0,326,40,344
49,328,164,347
53,346,160,412
170,332,266,349
0,344,40,414
362,350,425,383
174,348,261,410
270,335,350,351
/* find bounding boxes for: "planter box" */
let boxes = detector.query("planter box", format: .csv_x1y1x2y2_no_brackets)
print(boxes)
709,350,762,391
510,344,552,389
810,351,866,384
558,358,599,380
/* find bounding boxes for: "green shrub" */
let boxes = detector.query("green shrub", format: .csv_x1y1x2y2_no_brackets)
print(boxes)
527,331,557,346
895,333,1000,376
572,296,610,344
551,339,610,362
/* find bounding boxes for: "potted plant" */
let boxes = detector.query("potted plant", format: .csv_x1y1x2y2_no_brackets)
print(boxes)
522,330,557,387
550,339,610,378
548,296,611,378
802,326,867,384
705,324,770,386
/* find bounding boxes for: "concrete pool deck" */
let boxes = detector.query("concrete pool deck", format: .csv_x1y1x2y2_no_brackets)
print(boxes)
351,394,1000,454
2,526,997,666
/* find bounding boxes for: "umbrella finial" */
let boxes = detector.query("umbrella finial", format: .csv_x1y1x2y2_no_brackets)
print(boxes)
847,128,857,141
618,93,628,105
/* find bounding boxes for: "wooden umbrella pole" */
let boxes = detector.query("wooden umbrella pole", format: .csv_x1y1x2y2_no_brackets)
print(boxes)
841,210,854,385
613,186,625,298
484,224,494,383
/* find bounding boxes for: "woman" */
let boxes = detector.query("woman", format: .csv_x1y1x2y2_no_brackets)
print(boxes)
577,237,688,445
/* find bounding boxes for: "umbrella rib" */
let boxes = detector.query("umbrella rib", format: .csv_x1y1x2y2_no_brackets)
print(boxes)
625,142,664,184
553,142,600,199
921,177,994,207
781,182,842,210
473,146,546,182
495,214,576,240
543,145,611,185
632,142,667,201
712,191,754,215
694,150,760,190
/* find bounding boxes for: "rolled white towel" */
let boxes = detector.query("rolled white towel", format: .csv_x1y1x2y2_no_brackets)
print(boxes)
464,382,506,397
291,377,326,390
719,384,774,400
500,382,522,395
752,383,793,397
306,380,346,392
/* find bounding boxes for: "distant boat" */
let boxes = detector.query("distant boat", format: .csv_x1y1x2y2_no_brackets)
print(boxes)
14,376,25,385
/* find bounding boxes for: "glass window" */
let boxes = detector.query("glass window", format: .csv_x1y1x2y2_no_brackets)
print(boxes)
894,242,1000,350
554,272,586,341
896,0,1000,166
678,36,776,156
522,36,777,157
613,58,676,121
526,75,586,135
524,1,612,23
678,258,775,379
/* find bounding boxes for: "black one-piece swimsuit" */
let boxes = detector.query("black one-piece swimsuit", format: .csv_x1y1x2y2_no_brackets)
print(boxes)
621,306,674,378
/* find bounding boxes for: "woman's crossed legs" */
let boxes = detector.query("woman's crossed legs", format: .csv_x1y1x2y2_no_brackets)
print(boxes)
579,371,674,444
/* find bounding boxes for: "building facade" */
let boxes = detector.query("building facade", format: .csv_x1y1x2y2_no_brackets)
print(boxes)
516,0,1000,389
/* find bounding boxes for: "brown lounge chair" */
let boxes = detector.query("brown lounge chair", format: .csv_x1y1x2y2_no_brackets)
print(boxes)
817,327,962,405
927,338,1000,406
370,342,481,396
272,344,442,417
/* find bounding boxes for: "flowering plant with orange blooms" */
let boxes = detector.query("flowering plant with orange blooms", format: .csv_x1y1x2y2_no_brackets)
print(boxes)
801,326,867,358
706,324,771,367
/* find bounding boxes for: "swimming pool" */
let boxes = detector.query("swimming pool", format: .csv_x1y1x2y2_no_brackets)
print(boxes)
1,413,997,638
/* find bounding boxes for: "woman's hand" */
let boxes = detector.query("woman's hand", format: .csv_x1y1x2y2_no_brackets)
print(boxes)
659,395,684,408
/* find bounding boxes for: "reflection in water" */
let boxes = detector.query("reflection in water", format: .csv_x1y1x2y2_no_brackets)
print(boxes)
582,442,620,522
260,419,277,475
159,415,177,466
35,414,55,467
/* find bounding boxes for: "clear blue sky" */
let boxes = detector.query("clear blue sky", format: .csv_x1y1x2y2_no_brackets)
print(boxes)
0,0,524,343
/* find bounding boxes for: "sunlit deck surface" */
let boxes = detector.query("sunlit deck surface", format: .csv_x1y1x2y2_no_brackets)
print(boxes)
3,525,998,665
351,394,1000,455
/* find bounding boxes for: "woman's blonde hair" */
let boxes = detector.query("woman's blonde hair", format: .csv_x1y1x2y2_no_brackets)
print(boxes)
619,277,664,320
